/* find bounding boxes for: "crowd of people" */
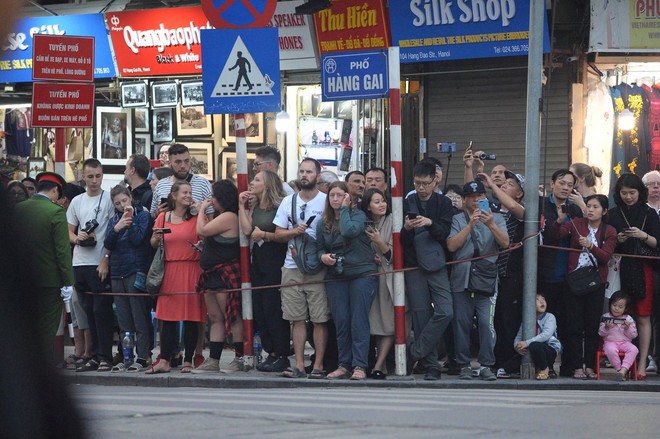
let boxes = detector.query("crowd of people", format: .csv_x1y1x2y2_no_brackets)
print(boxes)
9,142,660,382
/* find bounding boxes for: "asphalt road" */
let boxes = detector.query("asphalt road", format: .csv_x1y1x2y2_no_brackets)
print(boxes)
72,385,660,438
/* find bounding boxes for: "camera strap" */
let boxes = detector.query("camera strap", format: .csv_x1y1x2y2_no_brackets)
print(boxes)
93,190,104,221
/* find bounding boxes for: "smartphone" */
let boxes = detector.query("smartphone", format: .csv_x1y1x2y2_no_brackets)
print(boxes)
478,199,490,213
560,204,568,214
155,228,171,234
160,197,168,205
187,240,202,253
406,212,418,220
305,215,317,226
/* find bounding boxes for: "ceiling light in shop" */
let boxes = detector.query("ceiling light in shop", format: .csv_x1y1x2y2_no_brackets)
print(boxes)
619,108,635,131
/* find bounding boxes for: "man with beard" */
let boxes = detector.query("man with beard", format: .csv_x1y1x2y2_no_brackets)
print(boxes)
150,143,213,219
273,158,328,378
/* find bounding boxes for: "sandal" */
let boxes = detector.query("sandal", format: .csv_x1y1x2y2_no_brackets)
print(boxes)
573,369,587,380
181,362,193,373
97,360,113,372
585,369,597,380
127,363,144,373
308,368,326,379
145,364,171,375
350,367,367,380
327,366,351,380
535,372,549,380
282,367,306,378
75,359,99,372
111,363,126,372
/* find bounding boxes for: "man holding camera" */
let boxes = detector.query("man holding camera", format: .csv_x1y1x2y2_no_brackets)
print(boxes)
67,159,115,372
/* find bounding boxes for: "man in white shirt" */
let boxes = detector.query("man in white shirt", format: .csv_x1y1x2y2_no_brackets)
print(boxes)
273,158,328,378
67,159,115,372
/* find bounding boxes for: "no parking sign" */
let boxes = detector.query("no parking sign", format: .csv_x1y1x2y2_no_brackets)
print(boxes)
201,0,277,28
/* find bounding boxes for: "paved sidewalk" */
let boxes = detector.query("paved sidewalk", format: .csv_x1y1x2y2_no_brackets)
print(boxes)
61,346,660,392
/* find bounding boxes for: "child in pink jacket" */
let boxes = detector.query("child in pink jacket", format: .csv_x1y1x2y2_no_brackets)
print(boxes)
598,291,638,381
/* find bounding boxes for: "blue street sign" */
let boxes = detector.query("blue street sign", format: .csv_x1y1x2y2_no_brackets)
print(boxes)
201,28,281,114
321,50,389,102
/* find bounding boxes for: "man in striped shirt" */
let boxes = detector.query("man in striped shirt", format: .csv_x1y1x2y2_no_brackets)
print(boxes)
150,143,213,219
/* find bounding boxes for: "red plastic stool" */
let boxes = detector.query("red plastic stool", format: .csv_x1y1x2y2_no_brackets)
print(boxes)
595,343,638,381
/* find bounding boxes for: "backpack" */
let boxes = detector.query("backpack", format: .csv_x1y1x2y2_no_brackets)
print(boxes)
289,193,323,275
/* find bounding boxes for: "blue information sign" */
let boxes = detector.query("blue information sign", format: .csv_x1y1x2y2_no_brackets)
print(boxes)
201,28,280,114
0,14,116,83
389,0,550,63
321,50,389,102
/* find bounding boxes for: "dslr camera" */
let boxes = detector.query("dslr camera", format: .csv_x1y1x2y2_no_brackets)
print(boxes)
78,219,99,247
332,255,344,276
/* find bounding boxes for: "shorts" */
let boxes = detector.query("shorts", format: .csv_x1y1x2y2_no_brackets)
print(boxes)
70,285,89,330
281,267,329,323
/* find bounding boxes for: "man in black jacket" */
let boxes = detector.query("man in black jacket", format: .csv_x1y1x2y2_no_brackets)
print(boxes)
401,161,455,380
124,154,153,211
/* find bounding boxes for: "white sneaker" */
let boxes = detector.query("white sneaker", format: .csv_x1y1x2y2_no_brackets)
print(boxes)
191,357,219,374
496,368,510,378
646,356,657,373
221,357,244,373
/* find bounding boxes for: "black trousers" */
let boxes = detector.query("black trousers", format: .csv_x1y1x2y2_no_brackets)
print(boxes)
74,266,113,362
563,287,603,371
252,269,290,357
529,342,558,371
161,320,198,363
494,275,523,368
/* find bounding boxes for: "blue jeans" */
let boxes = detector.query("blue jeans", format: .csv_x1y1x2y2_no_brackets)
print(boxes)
325,276,377,369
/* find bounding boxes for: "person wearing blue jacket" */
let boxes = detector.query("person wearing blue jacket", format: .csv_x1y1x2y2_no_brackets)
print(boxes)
104,185,153,371
317,181,378,380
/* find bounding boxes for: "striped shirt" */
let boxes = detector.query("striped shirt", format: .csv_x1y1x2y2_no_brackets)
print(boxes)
150,174,213,216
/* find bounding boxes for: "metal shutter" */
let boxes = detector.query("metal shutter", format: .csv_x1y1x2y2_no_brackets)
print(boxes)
423,66,571,189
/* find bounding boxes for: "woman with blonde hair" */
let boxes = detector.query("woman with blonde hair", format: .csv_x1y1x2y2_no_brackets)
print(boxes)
570,163,603,197
238,170,290,372
146,181,206,374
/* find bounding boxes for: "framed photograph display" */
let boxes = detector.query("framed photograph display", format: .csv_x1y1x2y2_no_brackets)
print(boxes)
27,157,46,179
134,133,151,157
176,106,213,136
224,112,264,144
180,80,204,107
133,107,149,133
219,150,256,185
96,106,132,165
151,80,179,108
120,81,148,108
152,108,173,143
186,141,214,181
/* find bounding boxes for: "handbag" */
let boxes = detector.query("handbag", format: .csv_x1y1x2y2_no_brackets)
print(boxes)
146,216,166,295
466,220,497,296
566,223,606,296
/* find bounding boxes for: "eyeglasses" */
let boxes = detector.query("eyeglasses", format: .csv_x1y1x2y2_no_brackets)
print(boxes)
300,203,307,221
413,179,435,188
253,160,272,168
446,194,462,201
645,181,660,187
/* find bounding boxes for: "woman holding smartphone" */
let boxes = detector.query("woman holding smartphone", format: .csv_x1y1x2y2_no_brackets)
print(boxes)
146,181,206,374
238,170,289,372
317,181,378,380
548,194,617,380
104,186,153,371
608,173,660,379
361,188,394,379
193,180,244,373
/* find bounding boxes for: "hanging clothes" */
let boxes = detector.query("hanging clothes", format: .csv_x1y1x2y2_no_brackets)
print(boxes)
584,78,614,194
4,108,33,158
610,83,651,187
643,83,660,171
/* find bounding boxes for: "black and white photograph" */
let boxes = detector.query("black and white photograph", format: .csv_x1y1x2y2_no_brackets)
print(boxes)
133,108,149,133
224,112,263,144
152,108,173,143
219,150,256,186
134,133,150,157
181,79,204,107
187,141,214,181
120,81,148,108
176,106,213,136
96,106,132,165
151,80,179,108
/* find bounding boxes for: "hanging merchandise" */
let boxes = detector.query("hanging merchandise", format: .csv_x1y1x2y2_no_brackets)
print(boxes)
4,107,33,159
643,84,660,171
583,79,614,194
610,83,650,185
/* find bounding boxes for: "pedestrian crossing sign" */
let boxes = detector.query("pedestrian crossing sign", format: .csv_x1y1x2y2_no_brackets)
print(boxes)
201,28,281,115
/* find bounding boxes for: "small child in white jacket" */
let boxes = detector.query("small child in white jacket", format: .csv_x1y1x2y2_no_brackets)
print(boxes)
598,291,638,381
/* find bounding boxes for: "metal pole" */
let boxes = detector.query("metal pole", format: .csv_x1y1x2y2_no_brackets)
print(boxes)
235,114,255,368
388,47,406,376
522,0,545,379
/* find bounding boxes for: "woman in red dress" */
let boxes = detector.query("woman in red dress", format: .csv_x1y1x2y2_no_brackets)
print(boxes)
146,181,206,374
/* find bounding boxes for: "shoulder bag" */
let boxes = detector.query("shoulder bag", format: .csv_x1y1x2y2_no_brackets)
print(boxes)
289,193,323,275
146,215,166,295
566,223,606,296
